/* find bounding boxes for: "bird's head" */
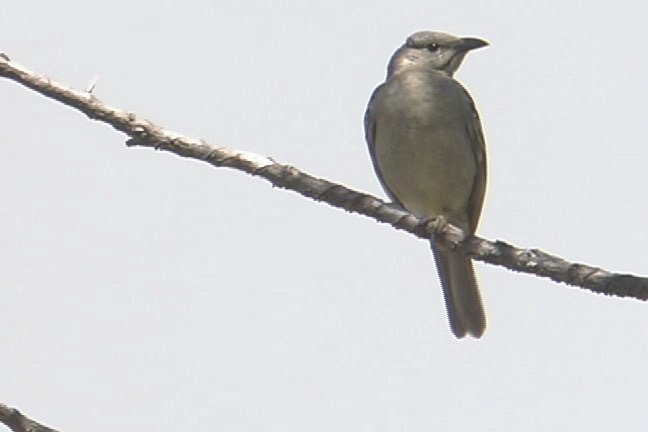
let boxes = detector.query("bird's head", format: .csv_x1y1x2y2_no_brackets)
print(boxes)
387,31,488,78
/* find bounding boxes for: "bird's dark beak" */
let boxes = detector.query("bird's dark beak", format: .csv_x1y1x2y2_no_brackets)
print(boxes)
455,37,489,52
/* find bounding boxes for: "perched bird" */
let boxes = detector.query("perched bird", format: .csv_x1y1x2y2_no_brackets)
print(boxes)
364,31,489,338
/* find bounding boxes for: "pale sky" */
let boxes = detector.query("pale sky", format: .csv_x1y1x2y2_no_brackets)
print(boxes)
3,1,648,431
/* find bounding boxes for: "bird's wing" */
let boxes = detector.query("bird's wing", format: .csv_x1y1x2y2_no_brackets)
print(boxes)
364,83,404,208
462,89,488,234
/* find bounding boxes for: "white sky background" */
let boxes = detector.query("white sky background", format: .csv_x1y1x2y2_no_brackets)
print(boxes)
2,1,648,430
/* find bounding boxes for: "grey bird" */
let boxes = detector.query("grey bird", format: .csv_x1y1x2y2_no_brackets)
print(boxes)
364,30,489,338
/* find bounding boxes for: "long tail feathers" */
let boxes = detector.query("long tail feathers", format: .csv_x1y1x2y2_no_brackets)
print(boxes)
431,243,486,338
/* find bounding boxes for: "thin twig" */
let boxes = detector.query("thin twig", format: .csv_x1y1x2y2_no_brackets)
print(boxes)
0,404,59,432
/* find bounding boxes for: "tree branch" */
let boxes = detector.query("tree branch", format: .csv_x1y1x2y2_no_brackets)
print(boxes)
1,55,646,301
0,403,59,432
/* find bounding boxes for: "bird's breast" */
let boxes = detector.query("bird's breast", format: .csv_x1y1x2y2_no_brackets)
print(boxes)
372,71,477,224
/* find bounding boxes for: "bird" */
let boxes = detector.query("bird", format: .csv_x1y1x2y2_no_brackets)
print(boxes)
364,30,489,338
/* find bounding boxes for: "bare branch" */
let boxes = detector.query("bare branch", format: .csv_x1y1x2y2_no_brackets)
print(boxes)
1,56,647,301
0,403,59,432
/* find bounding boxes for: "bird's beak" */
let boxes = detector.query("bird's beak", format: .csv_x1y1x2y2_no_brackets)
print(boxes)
455,37,489,52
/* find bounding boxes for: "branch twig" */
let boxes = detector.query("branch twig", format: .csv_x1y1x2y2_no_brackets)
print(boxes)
0,403,59,432
1,55,647,301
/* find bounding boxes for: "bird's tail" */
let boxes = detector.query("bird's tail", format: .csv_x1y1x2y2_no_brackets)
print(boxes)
431,243,486,338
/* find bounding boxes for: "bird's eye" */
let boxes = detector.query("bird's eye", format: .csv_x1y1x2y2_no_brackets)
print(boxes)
427,43,440,52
